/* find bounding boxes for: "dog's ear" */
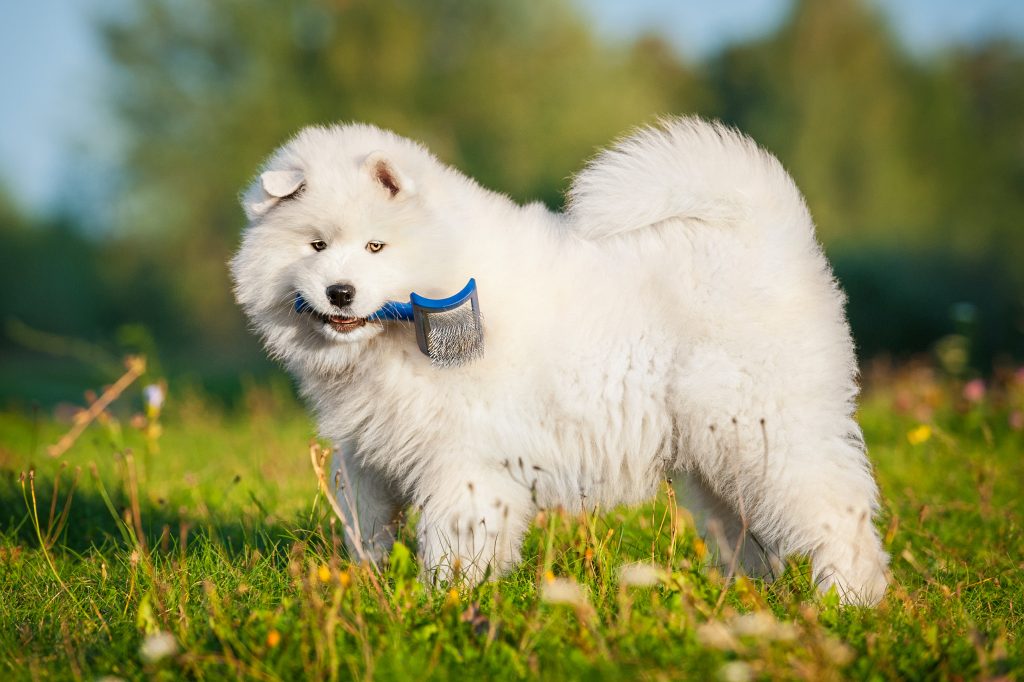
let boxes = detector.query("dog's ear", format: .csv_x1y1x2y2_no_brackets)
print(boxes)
242,169,305,220
362,151,416,199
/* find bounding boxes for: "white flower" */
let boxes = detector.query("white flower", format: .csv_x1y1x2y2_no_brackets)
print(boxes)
618,562,666,587
143,384,165,411
540,577,590,608
719,661,753,682
730,611,797,641
821,637,854,665
139,631,178,664
697,621,738,650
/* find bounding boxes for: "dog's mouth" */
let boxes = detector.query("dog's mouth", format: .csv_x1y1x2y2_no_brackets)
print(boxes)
324,314,367,333
294,294,372,335
305,309,368,334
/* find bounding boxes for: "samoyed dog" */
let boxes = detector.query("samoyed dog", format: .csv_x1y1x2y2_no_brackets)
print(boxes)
230,117,889,605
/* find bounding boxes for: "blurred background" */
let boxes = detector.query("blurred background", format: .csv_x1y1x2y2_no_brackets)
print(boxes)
1,0,1022,408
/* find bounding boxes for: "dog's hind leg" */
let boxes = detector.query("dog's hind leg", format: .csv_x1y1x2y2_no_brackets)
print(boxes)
671,347,889,605
681,420,889,605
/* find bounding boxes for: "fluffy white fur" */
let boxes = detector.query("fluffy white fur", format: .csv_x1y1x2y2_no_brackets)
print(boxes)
230,117,889,605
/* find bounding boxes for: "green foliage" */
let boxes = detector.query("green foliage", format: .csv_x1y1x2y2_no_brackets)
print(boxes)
0,371,1022,679
93,0,690,354
834,247,1023,366
2,0,1022,400
710,0,1024,268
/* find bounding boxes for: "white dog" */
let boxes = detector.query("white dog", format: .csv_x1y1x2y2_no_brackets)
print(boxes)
230,117,889,605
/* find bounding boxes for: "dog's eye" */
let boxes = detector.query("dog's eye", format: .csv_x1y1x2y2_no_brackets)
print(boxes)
310,240,327,252
366,241,385,254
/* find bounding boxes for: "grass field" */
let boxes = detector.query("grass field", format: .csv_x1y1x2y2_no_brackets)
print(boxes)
1,363,1022,680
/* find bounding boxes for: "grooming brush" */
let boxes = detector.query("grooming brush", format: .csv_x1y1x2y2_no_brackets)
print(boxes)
295,278,484,367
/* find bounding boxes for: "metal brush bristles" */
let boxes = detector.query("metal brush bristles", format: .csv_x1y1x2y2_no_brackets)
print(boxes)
418,302,484,367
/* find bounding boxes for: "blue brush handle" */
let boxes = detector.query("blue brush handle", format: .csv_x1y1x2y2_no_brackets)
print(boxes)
368,301,414,321
293,294,413,320
294,279,474,322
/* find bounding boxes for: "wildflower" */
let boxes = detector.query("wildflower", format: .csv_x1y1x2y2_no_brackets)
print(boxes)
338,570,352,587
963,379,986,404
446,588,460,606
1009,411,1024,431
139,631,178,664
729,611,797,641
719,661,753,682
906,424,932,445
618,562,666,587
696,621,737,650
317,564,332,583
143,383,165,419
541,577,589,608
821,636,854,665
266,629,281,648
544,569,555,583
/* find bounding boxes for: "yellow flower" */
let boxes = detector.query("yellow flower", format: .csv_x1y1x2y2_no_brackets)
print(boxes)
338,571,351,588
317,564,332,583
544,570,556,583
694,537,707,560
907,424,932,445
266,629,281,648
446,588,460,606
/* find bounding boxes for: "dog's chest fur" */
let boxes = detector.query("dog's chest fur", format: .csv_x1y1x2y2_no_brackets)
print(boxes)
302,324,679,510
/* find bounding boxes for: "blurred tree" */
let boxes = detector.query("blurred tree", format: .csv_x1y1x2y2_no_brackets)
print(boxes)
0,189,25,232
709,0,1024,264
98,0,695,354
5,0,1023,405
710,0,935,246
705,0,1024,363
918,42,1024,268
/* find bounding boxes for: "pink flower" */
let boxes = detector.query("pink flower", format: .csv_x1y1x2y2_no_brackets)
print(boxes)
1010,411,1024,431
963,379,986,404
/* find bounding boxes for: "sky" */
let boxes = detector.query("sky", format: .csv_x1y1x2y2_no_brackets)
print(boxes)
2,0,1023,215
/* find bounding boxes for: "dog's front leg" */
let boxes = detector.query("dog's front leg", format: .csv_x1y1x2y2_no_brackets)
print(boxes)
416,467,533,587
330,445,403,566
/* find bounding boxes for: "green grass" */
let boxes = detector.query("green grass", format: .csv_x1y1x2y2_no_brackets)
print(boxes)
1,371,1021,680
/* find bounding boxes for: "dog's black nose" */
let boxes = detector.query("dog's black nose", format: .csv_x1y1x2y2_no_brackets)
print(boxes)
326,283,356,308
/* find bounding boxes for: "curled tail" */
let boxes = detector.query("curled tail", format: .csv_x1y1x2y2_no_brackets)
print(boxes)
566,116,812,241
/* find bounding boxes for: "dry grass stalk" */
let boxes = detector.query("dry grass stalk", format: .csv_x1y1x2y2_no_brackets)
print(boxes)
48,355,147,457
308,441,379,572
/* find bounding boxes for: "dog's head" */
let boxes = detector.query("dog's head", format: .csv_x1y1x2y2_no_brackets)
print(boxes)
230,124,464,372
